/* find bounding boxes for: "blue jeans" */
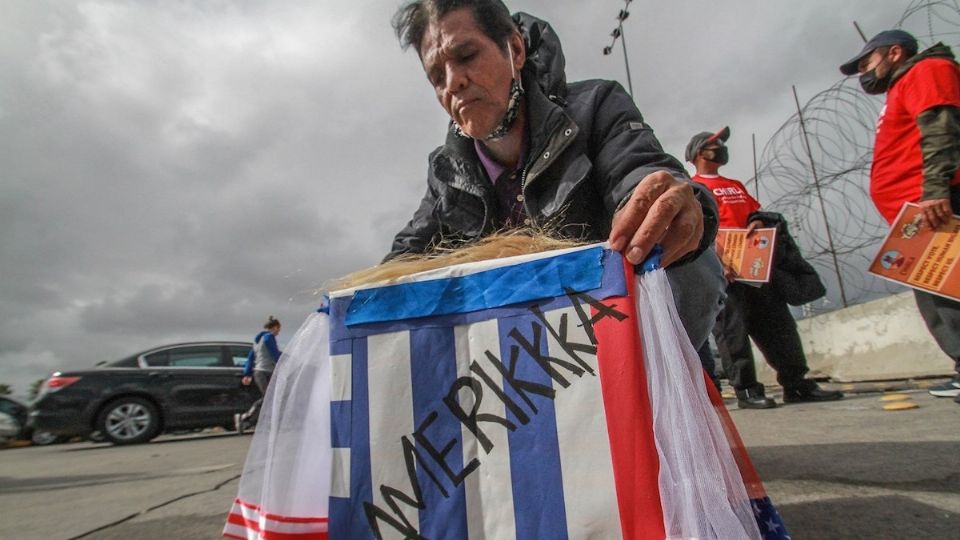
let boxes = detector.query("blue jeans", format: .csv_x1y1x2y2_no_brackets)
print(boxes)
240,370,273,426
666,246,727,349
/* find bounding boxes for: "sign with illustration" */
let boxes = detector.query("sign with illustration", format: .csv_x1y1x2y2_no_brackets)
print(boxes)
869,202,960,301
716,228,778,283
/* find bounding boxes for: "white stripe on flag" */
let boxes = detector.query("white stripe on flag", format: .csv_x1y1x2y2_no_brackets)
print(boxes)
544,306,622,537
330,447,350,499
456,321,517,540
367,331,417,540
330,353,351,401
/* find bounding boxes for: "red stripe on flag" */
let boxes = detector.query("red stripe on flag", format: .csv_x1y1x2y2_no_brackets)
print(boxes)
594,259,665,540
226,511,329,540
233,498,330,524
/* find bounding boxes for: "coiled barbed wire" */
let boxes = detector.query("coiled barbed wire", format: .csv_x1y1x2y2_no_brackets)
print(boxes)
755,0,960,315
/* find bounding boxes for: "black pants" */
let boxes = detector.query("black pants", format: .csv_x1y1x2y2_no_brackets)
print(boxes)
712,282,810,392
914,290,960,375
696,339,722,392
912,186,960,376
241,370,273,425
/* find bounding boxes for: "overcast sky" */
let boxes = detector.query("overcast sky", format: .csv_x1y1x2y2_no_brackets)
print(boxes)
0,1,931,395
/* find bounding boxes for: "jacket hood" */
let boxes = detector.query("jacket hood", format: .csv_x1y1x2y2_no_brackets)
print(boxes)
892,42,956,85
254,331,271,343
514,12,567,99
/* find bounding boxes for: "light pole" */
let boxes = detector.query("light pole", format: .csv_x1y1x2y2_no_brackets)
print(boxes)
602,0,635,98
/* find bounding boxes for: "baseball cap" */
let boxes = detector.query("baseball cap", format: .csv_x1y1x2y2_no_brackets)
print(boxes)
839,29,918,75
685,126,730,162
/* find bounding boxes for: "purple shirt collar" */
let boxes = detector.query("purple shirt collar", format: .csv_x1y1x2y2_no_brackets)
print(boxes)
474,139,526,185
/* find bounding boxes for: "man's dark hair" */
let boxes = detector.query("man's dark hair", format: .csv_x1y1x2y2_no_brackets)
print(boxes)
392,0,516,55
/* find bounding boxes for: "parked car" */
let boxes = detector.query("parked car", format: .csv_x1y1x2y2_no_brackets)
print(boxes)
0,395,63,445
0,411,18,445
31,341,258,445
0,396,29,441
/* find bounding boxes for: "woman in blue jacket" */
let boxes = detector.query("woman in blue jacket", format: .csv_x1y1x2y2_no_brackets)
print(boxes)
235,316,282,433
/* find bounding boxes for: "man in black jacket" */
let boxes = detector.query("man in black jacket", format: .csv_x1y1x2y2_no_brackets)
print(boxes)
387,0,726,349
688,130,843,408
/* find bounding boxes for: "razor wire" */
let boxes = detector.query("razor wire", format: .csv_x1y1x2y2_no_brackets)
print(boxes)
754,0,960,315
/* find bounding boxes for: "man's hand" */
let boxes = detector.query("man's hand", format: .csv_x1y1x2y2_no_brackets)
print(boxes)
918,198,953,229
714,241,738,282
609,171,704,267
241,376,252,386
746,219,764,236
722,263,739,283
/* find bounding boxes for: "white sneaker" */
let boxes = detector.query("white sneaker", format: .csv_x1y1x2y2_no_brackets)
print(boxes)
928,376,960,398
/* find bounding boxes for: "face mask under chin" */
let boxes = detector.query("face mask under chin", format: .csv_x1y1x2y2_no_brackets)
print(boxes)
451,77,524,140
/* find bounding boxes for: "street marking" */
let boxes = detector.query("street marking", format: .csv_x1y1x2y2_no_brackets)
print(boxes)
882,401,919,411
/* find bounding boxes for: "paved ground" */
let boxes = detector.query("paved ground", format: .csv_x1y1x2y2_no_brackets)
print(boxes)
732,385,960,539
1,384,957,539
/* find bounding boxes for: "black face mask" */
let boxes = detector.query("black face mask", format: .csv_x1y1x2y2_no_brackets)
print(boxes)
859,68,892,95
704,146,729,165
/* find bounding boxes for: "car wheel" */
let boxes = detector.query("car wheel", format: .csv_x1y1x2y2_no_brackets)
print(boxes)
31,430,63,446
97,397,160,445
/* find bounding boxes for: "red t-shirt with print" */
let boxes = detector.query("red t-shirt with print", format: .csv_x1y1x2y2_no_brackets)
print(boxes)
692,174,761,228
871,57,960,223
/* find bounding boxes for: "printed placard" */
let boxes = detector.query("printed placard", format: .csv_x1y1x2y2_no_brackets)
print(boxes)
868,202,960,301
715,228,777,283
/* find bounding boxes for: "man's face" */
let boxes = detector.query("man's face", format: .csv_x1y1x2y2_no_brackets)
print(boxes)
419,8,521,139
700,144,722,162
858,46,895,77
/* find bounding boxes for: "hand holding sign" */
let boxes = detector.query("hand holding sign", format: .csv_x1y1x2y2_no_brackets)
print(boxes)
715,228,777,283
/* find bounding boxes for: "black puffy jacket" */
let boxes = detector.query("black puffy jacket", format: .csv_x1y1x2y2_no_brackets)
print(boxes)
387,13,718,262
748,211,827,306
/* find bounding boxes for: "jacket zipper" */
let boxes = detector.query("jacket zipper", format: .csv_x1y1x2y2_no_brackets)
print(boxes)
520,117,579,224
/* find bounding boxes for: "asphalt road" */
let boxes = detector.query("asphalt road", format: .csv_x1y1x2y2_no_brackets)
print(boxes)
1,388,957,539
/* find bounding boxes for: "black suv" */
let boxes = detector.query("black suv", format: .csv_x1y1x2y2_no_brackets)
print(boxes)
31,342,259,445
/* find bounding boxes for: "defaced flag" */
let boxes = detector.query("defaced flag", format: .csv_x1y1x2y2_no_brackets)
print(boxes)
225,244,790,540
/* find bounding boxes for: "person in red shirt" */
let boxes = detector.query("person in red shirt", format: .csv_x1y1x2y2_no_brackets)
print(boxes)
687,127,843,409
841,30,960,404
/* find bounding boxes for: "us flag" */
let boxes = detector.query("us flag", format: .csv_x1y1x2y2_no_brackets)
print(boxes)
225,245,789,540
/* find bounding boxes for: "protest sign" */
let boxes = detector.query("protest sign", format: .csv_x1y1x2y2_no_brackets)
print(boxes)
716,228,777,283
869,203,960,302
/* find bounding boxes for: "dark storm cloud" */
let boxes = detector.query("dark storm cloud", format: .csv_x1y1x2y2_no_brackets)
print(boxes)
0,0,916,395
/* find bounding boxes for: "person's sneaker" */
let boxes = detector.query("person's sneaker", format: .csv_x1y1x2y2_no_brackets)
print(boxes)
736,388,777,409
927,376,960,398
783,382,844,403
233,413,245,435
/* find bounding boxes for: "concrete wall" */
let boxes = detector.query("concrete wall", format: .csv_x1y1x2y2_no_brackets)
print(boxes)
755,291,955,384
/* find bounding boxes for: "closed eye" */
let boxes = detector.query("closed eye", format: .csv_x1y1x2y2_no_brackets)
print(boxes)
429,68,444,87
